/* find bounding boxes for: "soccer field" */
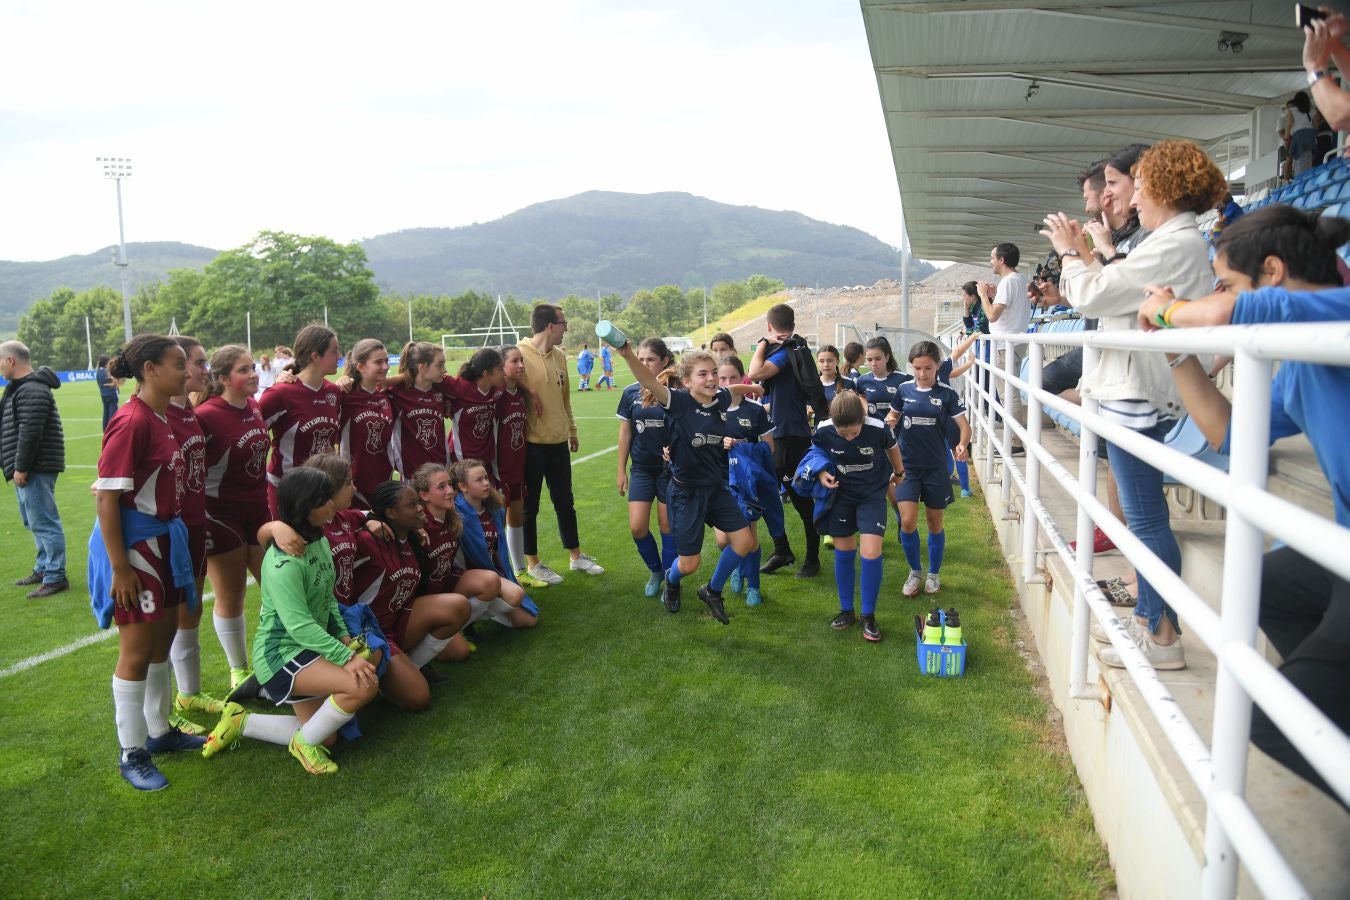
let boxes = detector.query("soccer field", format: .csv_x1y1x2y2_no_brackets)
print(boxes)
0,378,1111,897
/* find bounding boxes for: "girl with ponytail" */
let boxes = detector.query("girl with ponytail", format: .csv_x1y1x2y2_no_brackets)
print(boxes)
258,324,342,517
615,337,678,597
338,338,394,508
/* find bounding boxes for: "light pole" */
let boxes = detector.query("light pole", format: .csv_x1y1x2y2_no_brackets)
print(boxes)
96,157,134,341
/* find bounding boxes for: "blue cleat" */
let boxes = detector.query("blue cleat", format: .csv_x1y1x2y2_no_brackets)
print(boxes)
728,569,744,594
118,748,168,791
145,726,207,755
644,571,663,598
961,489,973,498
745,587,763,607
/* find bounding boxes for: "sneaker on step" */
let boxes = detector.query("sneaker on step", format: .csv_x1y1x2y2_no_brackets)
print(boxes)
527,563,564,585
288,732,338,775
1091,614,1140,645
145,726,207,754
830,610,857,631
860,614,882,642
202,702,249,760
902,570,923,597
568,554,605,575
118,748,168,791
1097,628,1186,671
644,571,664,598
924,573,941,594
517,569,550,589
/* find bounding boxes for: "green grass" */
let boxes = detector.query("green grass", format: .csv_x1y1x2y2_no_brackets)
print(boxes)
687,292,791,347
0,381,1112,897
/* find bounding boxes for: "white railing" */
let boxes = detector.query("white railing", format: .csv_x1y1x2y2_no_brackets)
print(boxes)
952,323,1350,900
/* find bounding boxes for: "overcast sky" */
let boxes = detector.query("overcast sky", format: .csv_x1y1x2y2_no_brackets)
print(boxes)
1,1,906,264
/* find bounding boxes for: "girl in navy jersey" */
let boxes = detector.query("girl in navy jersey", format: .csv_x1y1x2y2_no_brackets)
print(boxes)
94,335,205,790
817,345,856,405
812,391,906,642
388,341,451,480
259,325,342,517
339,339,394,509
937,332,980,498
715,357,780,607
450,460,539,629
616,337,677,598
842,342,865,380
494,346,533,582
352,480,473,710
617,346,762,625
895,341,970,597
855,336,913,530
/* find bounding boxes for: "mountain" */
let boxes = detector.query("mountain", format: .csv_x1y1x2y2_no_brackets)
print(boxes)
360,191,931,298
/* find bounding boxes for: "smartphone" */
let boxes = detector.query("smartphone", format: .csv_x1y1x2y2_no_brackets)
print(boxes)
1297,4,1328,28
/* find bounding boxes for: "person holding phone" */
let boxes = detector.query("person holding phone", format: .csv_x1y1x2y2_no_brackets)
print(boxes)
1303,6,1350,131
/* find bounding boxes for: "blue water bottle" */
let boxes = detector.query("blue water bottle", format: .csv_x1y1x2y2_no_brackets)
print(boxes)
595,320,629,349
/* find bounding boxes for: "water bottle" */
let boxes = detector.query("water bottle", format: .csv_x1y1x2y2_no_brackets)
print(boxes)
595,320,628,350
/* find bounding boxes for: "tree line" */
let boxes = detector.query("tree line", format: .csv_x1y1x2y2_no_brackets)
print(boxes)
16,230,785,369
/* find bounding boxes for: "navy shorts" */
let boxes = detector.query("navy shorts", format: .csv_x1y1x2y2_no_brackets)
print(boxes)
825,492,889,538
259,650,322,706
627,464,669,505
668,481,748,557
895,467,953,510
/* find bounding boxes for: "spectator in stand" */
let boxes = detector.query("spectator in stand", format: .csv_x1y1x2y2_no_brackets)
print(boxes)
960,281,988,335
1137,203,1349,803
1044,139,1228,672
1,340,68,597
1304,11,1350,131
517,304,604,583
976,243,1031,453
1280,91,1320,176
96,354,121,430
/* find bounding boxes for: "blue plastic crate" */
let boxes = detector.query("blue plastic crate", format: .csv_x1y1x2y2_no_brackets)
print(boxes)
915,609,967,677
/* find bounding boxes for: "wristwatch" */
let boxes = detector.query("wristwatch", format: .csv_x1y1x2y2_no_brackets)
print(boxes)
1060,249,1081,258
1309,69,1328,85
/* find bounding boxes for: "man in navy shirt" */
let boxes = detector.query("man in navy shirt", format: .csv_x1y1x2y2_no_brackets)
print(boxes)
748,303,821,577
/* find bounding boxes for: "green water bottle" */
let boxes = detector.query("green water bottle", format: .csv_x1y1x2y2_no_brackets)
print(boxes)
595,320,629,349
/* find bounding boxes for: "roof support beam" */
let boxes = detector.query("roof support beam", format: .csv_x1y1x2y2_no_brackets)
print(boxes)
878,58,1299,77
1040,7,1297,41
1030,71,1274,109
876,0,1191,12
896,106,1247,119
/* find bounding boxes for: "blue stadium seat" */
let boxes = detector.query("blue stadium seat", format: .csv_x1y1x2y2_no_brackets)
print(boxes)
1330,163,1350,183
1162,416,1229,486
1322,202,1345,219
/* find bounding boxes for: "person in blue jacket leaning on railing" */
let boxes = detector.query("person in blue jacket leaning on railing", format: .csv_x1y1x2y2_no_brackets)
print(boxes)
1138,203,1349,806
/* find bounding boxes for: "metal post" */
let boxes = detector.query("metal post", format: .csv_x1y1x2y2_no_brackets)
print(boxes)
85,316,93,370
246,311,252,353
999,338,1015,512
324,305,329,328
1068,344,1101,699
1201,350,1274,900
702,286,708,345
900,223,911,333
408,300,414,343
1021,341,1043,584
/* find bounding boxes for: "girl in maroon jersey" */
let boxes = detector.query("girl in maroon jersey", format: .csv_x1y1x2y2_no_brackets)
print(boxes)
193,345,271,693
494,346,533,580
451,459,537,629
444,348,504,463
259,325,343,517
95,334,205,790
353,480,474,709
387,341,451,480
338,339,394,509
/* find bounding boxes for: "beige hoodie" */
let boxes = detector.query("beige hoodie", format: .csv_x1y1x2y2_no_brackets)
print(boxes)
517,338,576,443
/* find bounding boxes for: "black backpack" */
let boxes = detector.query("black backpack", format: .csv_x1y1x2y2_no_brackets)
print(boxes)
765,334,830,428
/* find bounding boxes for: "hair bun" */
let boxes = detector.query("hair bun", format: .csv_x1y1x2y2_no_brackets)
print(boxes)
1315,213,1350,250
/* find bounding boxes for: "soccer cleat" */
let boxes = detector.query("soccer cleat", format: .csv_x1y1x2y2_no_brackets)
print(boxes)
202,702,249,759
745,587,762,607
644,571,664,598
794,559,820,579
168,712,207,736
288,732,338,775
118,748,168,791
175,691,225,717
903,570,923,597
229,667,252,691
527,563,564,586
696,585,730,625
960,489,974,498
830,610,857,631
924,573,941,595
822,534,835,548
516,569,549,589
860,614,882,643
569,554,605,575
662,579,681,614
758,551,796,575
145,726,207,755
728,569,744,594
942,608,962,645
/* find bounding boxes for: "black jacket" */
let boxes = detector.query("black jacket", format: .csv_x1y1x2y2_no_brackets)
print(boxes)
1,367,65,480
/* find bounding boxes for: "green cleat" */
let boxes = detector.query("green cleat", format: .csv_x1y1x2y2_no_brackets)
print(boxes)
516,569,549,590
202,702,248,760
168,711,206,736
288,732,338,775
174,691,225,716
229,667,252,691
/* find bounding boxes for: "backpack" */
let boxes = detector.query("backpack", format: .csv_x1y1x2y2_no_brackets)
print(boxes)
766,334,830,427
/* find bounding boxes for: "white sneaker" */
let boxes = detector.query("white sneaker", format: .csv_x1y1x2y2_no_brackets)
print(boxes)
527,563,564,585
1090,614,1139,645
568,554,605,575
924,573,941,594
902,570,922,597
1097,628,1186,671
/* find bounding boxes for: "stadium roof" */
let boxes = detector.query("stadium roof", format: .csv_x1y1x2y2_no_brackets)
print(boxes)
861,0,1312,263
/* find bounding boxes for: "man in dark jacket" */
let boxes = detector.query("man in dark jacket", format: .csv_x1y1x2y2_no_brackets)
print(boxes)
0,341,68,597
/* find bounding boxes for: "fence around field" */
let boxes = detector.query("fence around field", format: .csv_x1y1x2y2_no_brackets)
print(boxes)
948,322,1350,900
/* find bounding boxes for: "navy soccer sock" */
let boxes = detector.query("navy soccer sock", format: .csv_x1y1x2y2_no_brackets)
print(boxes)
710,545,744,592
900,529,922,571
929,530,946,574
834,548,857,612
633,533,662,573
860,555,883,616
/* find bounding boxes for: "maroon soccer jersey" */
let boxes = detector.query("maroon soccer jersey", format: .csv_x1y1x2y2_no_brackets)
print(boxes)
322,508,366,606
352,530,423,636
388,383,448,479
438,375,497,465
259,380,342,487
340,386,395,507
193,395,270,511
165,401,206,527
421,507,462,595
96,396,186,520
493,387,528,485
477,508,500,559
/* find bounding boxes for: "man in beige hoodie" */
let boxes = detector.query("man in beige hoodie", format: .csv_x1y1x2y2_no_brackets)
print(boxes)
514,304,604,586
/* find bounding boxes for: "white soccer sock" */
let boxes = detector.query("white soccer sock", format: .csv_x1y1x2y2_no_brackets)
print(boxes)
213,613,249,669
169,626,201,695
299,696,355,745
406,633,452,668
242,712,300,746
506,525,526,573
143,662,172,738
112,675,148,752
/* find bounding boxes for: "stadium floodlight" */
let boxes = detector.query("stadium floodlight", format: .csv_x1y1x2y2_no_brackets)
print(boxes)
96,156,134,341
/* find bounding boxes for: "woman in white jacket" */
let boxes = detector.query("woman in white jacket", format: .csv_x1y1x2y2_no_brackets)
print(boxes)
1041,139,1228,672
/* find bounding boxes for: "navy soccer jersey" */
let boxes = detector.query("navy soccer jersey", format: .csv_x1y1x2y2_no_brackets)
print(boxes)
616,382,667,470
855,371,913,421
662,386,733,487
896,382,966,469
812,417,897,505
821,377,856,404
722,400,773,444
763,345,810,439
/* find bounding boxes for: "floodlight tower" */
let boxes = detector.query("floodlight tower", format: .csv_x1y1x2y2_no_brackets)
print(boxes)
97,156,134,341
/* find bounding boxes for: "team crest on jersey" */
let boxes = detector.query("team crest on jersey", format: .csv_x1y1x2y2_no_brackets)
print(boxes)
737,417,751,428
415,418,437,449
245,441,268,477
903,416,912,429
187,451,205,492
365,419,386,453
635,419,646,434
930,397,944,408
509,423,524,451
431,553,453,582
326,393,338,407
472,410,492,440
310,426,335,451
859,446,874,456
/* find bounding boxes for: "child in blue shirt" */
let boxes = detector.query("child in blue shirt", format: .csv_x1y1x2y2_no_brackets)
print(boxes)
716,357,781,607
597,344,615,391
854,336,913,533
576,343,594,391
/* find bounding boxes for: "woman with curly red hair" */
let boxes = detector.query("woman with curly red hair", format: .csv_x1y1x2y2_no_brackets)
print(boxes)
1040,139,1228,673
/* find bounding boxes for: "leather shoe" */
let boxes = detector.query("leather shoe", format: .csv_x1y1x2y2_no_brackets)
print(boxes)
794,560,821,579
15,571,43,586
758,551,796,575
27,580,69,599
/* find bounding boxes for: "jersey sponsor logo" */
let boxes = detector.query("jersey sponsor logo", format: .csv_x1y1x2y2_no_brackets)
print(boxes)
365,418,387,453
414,418,438,449
689,432,719,448
837,462,873,474
905,416,937,429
